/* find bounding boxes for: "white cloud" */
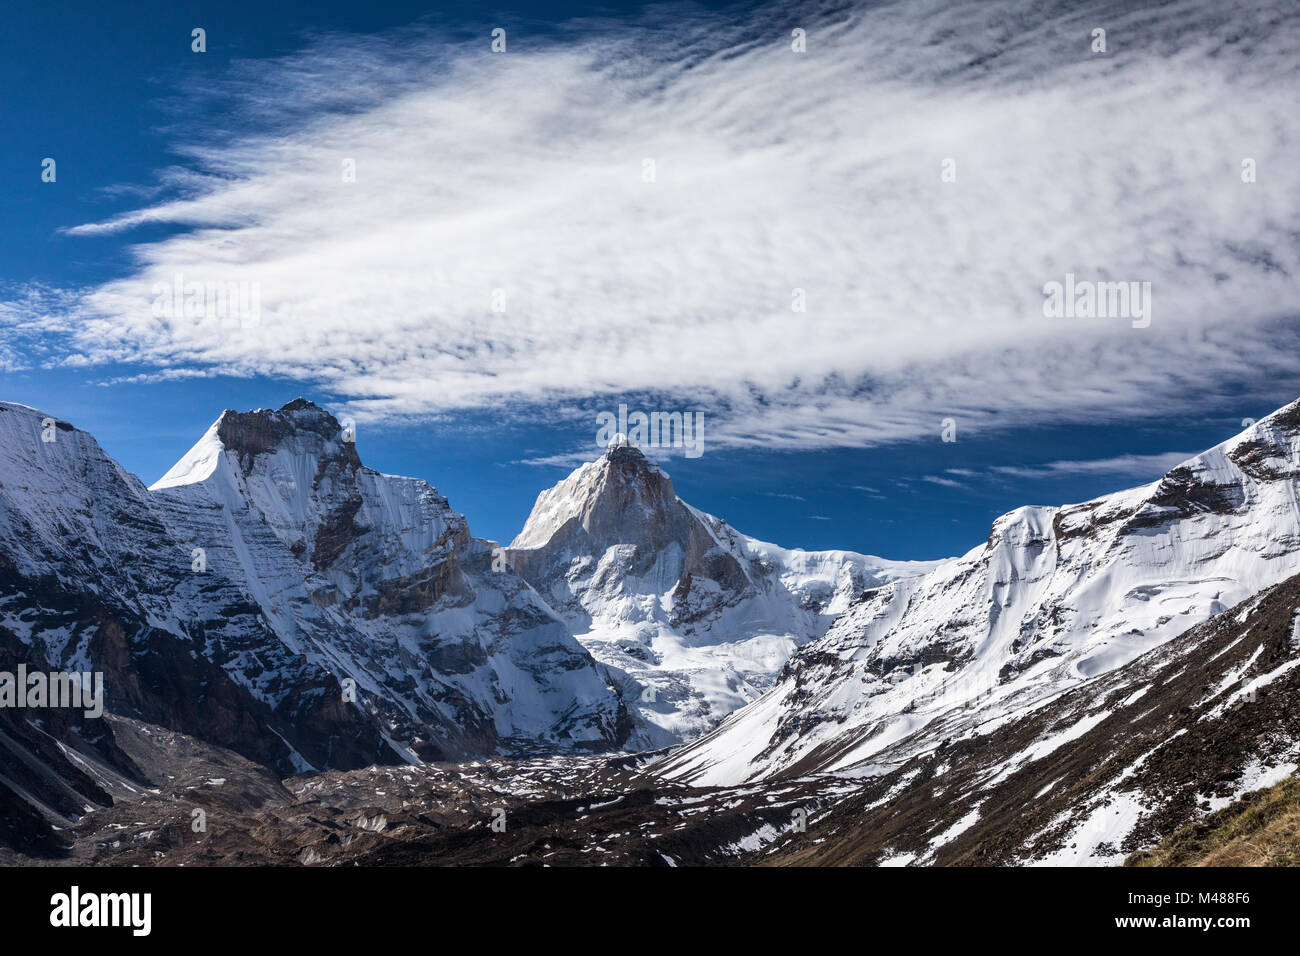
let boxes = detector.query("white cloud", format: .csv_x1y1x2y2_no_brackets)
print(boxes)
6,0,1300,451
990,451,1199,480
921,475,965,488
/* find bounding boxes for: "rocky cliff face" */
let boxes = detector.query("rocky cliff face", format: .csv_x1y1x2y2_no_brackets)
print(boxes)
0,401,381,780
508,442,936,744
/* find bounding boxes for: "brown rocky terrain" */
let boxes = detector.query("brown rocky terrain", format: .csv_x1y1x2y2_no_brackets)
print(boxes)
756,571,1300,865
2,714,841,867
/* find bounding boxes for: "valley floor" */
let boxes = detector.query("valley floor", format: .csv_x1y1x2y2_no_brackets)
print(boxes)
7,708,1299,867
1,715,844,867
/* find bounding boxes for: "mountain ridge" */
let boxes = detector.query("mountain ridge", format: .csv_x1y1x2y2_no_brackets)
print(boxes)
5,395,1300,865
653,397,1300,786
0,399,630,785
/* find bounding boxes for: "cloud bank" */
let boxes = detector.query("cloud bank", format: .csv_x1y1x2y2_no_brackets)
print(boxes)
7,0,1300,453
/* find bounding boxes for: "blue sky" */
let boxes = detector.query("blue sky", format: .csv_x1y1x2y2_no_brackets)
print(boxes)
2,0,1298,560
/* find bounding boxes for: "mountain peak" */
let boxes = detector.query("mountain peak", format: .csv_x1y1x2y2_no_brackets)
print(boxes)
151,399,358,490
222,400,351,455
509,439,681,551
217,398,339,438
602,439,655,469
280,396,324,414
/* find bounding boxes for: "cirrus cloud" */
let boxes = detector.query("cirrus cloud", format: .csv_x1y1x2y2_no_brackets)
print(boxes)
7,0,1300,452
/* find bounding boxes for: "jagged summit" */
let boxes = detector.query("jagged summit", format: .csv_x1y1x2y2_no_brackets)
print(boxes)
604,440,650,464
218,399,359,472
152,399,358,490
601,431,658,461
509,441,686,556
215,397,347,445
507,442,934,743
280,396,324,413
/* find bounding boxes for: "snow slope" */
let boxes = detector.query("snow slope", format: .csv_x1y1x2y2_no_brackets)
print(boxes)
654,398,1300,786
151,400,629,759
751,569,1300,866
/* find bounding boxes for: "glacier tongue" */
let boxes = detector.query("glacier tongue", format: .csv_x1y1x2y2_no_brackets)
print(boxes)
507,442,937,745
653,398,1300,787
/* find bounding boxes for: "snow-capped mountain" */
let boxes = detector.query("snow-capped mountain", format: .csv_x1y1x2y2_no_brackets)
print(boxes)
151,400,630,760
654,398,1300,787
0,400,385,777
507,442,936,744
13,566,1300,866
0,399,628,779
8,394,1300,866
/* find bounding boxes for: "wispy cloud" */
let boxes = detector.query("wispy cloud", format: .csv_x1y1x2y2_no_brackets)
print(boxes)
6,0,1300,453
990,451,1199,481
